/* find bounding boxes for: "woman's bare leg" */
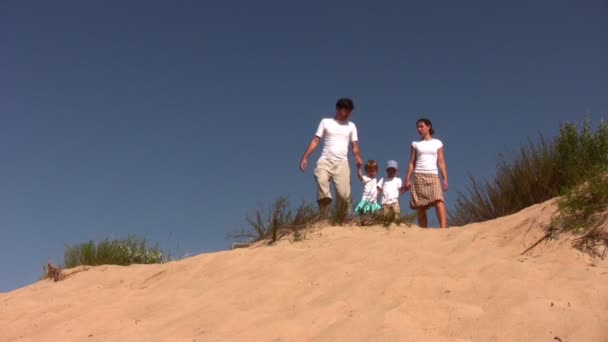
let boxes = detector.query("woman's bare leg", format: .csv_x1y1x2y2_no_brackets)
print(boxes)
417,209,428,228
436,201,448,228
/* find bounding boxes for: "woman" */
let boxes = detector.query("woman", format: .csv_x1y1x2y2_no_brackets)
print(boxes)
404,118,449,228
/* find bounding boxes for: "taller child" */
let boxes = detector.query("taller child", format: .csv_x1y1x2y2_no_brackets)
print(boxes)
300,98,363,217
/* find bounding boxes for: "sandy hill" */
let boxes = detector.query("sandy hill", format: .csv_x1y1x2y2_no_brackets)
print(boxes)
1,199,607,342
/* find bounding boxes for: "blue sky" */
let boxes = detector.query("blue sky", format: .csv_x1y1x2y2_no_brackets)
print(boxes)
1,1,607,291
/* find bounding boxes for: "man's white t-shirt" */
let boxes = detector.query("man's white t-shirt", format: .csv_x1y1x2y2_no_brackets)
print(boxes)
360,175,378,203
315,118,358,161
378,177,403,205
412,139,443,174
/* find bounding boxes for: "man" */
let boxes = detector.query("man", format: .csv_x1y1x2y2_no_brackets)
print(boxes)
299,98,363,217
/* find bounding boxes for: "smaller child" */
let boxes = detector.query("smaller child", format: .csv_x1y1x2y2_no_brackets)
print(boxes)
355,160,382,215
377,160,404,221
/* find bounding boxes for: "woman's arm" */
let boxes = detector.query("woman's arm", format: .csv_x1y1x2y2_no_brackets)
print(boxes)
437,147,448,191
404,145,416,189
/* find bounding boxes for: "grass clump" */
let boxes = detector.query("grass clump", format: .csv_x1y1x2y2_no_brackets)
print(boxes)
357,211,416,228
63,236,166,268
451,116,608,226
229,196,319,244
43,263,65,282
450,115,608,257
330,198,351,226
550,170,608,258
233,196,418,246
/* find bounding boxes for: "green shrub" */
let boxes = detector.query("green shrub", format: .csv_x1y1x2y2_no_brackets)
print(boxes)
451,116,608,226
550,169,608,257
356,211,416,228
63,236,166,268
330,197,351,226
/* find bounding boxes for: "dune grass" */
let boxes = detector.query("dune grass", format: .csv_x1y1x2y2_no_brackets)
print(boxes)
329,197,351,226
450,116,608,256
229,196,320,244
232,195,418,245
43,236,167,281
550,170,608,258
357,212,416,228
450,117,608,226
63,236,166,268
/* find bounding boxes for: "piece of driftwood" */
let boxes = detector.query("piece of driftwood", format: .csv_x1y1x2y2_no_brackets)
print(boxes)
45,263,65,282
232,242,251,250
520,232,552,255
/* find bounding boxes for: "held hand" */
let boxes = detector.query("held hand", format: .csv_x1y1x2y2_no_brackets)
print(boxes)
355,155,363,168
404,181,412,190
300,158,308,172
442,180,449,192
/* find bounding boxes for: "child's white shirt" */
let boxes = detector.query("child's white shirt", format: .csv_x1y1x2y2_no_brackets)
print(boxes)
378,177,403,205
360,175,378,203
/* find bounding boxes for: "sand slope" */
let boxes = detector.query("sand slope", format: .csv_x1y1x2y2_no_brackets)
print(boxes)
2,200,607,342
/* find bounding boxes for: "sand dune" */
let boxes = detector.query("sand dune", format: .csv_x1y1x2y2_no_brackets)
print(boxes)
1,199,607,342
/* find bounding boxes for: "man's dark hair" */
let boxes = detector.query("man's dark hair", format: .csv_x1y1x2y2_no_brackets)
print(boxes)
336,98,355,111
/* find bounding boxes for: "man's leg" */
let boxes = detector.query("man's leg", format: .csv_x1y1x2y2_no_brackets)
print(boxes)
332,160,352,212
314,159,333,218
318,198,331,218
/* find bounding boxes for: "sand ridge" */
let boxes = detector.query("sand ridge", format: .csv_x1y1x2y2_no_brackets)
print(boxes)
1,200,607,341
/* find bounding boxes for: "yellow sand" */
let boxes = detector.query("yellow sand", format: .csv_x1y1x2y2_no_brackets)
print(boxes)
1,200,607,341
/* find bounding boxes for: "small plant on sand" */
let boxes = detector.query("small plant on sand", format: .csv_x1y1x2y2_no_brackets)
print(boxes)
330,198,352,226
357,211,416,228
42,263,65,282
229,196,319,244
397,213,416,227
63,236,166,268
550,169,608,258
291,200,318,241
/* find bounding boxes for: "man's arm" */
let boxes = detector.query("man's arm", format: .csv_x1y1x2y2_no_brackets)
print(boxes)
356,164,365,182
351,141,363,168
300,136,321,172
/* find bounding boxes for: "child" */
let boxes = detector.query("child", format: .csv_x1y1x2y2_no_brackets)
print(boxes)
355,160,382,215
377,160,404,222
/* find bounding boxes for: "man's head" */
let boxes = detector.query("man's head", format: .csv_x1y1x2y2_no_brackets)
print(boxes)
335,98,354,121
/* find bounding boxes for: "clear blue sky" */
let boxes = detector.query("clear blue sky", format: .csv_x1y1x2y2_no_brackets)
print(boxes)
1,1,607,291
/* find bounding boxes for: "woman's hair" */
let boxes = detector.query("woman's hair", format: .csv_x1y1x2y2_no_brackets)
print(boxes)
364,160,378,173
416,118,435,135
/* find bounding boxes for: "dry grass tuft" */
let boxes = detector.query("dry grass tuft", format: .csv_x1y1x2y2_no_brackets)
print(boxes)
43,263,65,282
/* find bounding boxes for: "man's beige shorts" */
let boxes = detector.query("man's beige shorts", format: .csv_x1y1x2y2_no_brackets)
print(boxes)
313,158,351,202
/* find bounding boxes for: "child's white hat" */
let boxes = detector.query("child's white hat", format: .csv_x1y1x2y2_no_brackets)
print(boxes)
387,160,398,170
